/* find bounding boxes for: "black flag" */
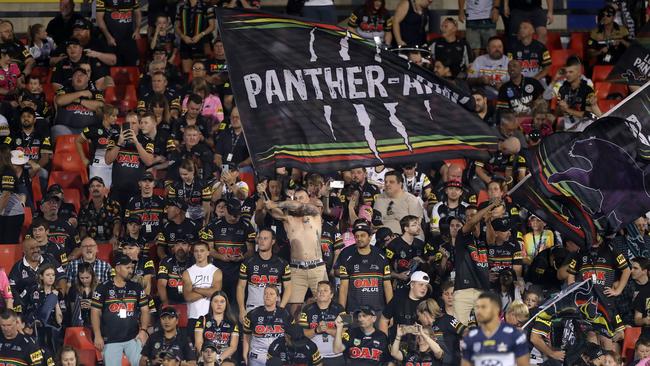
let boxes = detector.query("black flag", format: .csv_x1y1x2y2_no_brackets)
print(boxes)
607,41,650,86
527,117,650,236
602,81,650,160
216,9,498,174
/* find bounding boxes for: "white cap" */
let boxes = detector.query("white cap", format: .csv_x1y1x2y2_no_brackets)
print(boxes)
409,271,430,284
10,150,28,165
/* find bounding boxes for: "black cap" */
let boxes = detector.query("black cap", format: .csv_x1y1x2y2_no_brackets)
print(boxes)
354,305,376,316
226,198,241,216
491,217,511,232
20,107,36,117
160,306,178,318
168,198,188,211
0,46,9,56
285,324,305,340
445,180,463,189
374,227,394,247
140,171,155,181
352,220,372,235
201,343,218,352
114,254,133,266
88,176,105,186
153,46,167,54
583,342,605,360
72,18,92,30
47,184,63,194
65,38,81,47
126,215,142,225
371,209,383,226
43,191,62,203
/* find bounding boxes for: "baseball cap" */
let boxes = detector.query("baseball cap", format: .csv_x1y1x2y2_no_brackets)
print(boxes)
168,198,188,211
126,215,142,225
201,343,218,352
88,176,105,186
42,191,62,203
160,306,178,318
445,180,463,189
65,38,81,47
226,198,241,216
140,171,155,181
352,220,372,235
354,305,376,316
47,184,64,194
72,18,92,30
408,271,430,284
10,150,29,166
285,324,305,340
114,254,133,266
374,227,394,248
491,217,511,232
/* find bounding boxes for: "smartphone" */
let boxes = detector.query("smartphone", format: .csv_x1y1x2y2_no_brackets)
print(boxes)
330,180,344,189
222,164,230,174
341,314,353,326
400,324,419,333
123,122,131,131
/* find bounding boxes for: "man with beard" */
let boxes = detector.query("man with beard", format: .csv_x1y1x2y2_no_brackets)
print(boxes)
66,237,113,285
0,21,34,79
497,60,544,114
467,37,509,98
51,38,109,91
156,199,200,259
507,21,551,80
460,292,529,366
78,177,122,245
140,307,196,366
172,94,211,143
53,67,104,137
38,193,81,266
70,18,116,66
158,240,194,306
430,180,469,237
472,88,497,126
137,71,181,119
348,167,380,207
4,107,52,181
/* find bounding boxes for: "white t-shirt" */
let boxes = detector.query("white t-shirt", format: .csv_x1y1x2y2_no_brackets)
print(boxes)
468,55,510,83
186,263,219,319
466,0,494,21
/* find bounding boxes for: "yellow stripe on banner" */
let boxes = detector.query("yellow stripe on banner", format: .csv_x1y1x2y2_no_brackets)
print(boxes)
0,0,59,3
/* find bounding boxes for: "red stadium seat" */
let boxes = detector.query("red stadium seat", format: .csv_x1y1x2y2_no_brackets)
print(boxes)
623,327,641,361
170,304,189,327
32,177,43,206
598,99,619,113
55,134,81,153
104,86,118,105
30,67,52,84
0,244,21,272
122,354,131,366
592,65,614,82
110,66,140,87
63,188,81,213
22,207,33,238
569,32,588,60
239,172,255,196
48,170,86,191
136,36,149,64
96,243,113,263
64,327,98,366
44,83,55,106
545,31,562,50
550,49,576,67
594,82,612,100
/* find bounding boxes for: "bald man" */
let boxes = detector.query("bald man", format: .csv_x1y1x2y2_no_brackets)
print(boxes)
66,237,113,287
474,132,526,188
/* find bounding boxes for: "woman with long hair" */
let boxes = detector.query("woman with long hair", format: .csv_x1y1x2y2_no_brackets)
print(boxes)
390,324,444,365
66,263,97,328
194,291,239,360
28,23,55,67
168,158,213,226
150,93,174,135
0,146,25,243
75,104,120,188
57,345,80,366
416,298,465,366
29,264,66,354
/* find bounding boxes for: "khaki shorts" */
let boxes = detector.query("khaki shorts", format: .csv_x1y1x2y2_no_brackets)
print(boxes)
289,265,328,303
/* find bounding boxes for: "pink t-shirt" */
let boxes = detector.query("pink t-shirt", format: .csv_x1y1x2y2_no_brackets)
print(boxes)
0,269,13,301
0,63,20,101
181,94,224,124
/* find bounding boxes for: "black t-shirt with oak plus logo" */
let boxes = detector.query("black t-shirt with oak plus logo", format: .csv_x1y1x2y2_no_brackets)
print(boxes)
243,306,292,356
341,327,389,366
55,86,104,129
267,337,323,366
91,280,148,343
338,246,391,312
108,132,155,189
158,255,194,305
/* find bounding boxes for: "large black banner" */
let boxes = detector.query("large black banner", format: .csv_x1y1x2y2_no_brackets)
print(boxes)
216,9,498,174
527,117,650,236
607,41,650,86
603,82,650,160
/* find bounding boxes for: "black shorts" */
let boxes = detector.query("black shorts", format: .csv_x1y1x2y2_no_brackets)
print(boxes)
509,7,547,31
180,39,209,59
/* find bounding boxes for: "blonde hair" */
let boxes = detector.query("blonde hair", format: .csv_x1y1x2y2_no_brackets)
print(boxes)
506,300,529,319
416,298,442,319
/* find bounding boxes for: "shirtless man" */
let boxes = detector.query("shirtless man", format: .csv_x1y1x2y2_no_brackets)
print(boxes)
265,187,327,315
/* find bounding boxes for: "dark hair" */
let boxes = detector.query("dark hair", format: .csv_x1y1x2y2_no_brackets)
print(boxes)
0,309,17,320
208,290,237,324
399,215,419,233
179,159,197,175
441,280,454,293
149,94,171,124
38,263,58,288
76,262,98,294
265,284,280,296
487,36,503,46
632,257,650,272
471,87,487,98
385,170,404,184
566,55,582,68
187,93,203,106
363,0,386,15
140,111,156,123
317,280,334,293
58,345,80,366
258,228,277,241
0,145,12,174
30,217,49,232
27,23,44,46
636,337,650,349
478,291,502,309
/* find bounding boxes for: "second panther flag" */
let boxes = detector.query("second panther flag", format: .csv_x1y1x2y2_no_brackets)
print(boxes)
216,9,498,174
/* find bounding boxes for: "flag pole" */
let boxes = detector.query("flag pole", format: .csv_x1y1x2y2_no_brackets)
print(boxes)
601,80,650,117
521,278,592,329
507,173,531,196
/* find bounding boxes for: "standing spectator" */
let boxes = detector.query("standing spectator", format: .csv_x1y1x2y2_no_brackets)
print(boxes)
467,36,509,99
96,0,141,66
338,220,393,313
140,306,196,366
497,59,544,114
521,215,554,265
430,180,469,237
486,217,524,286
173,94,211,143
91,254,150,366
0,265,13,311
634,258,650,337
236,228,291,317
137,72,181,119
392,0,431,47
401,163,432,202
182,241,222,325
460,292,529,366
51,39,109,91
379,271,430,337
267,324,323,366
157,240,193,306
530,310,565,366
430,18,473,75
385,216,427,290
347,0,393,45
0,146,24,243
156,199,200,259
373,171,423,237
75,104,119,188
78,177,122,245
507,21,551,80
350,167,381,207
122,242,155,295
168,159,213,226
125,171,167,246
27,24,55,68
175,0,216,74
53,67,104,137
458,0,499,57
169,125,215,182
302,0,337,24
242,285,292,366
70,19,117,67
180,79,224,126
555,56,601,131
214,107,251,171
299,281,345,366
504,0,553,44
333,306,390,365
28,264,67,354
149,15,177,59
66,237,112,286
193,291,240,360
66,262,97,328
47,0,86,46
587,5,631,66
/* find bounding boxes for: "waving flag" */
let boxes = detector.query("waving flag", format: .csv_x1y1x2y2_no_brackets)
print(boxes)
216,9,498,174
603,81,650,160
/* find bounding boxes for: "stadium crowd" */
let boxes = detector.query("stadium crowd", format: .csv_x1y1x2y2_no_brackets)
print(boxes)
0,0,648,366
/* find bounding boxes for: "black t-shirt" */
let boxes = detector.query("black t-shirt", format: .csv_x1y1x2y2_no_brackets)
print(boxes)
382,290,424,338
54,85,104,129
168,142,215,182
52,56,108,87
214,128,250,167
497,77,544,114
97,0,140,39
557,79,595,116
43,217,80,267
9,255,66,314
46,12,87,46
429,37,473,72
137,89,181,113
453,232,490,291
633,283,650,338
91,280,148,343
125,195,166,242
194,315,239,353
158,255,194,304
507,40,551,77
341,327,389,366
338,246,391,312
81,123,120,163
432,313,465,365
155,218,200,256
200,218,256,272
0,40,32,70
268,337,323,366
0,334,51,366
108,132,155,189
508,0,542,10
172,114,212,141
141,330,196,361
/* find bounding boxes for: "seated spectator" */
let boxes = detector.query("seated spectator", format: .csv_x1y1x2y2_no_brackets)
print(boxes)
78,176,122,244
588,5,630,66
175,0,216,74
267,324,322,366
430,17,472,76
521,102,555,139
150,47,183,88
58,345,80,366
467,36,509,98
18,76,51,128
390,324,444,365
194,291,239,359
181,78,224,126
507,21,551,80
472,88,497,126
347,0,393,45
5,107,52,183
51,39,109,90
555,56,601,131
53,67,104,137
120,215,148,249
629,339,650,366
10,149,34,209
521,214,554,265
168,159,213,225
140,306,196,366
433,58,470,94
70,18,116,66
0,21,35,79
174,93,212,142
27,24,55,67
0,146,24,243
137,71,181,119
504,300,529,329
38,189,81,260
416,298,465,366
26,264,66,353
0,265,13,311
156,198,200,259
150,93,176,135
46,0,86,47
0,46,22,105
497,60,544,115
168,125,215,182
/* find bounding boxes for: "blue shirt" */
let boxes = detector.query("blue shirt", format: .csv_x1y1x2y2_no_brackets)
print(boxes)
460,322,528,366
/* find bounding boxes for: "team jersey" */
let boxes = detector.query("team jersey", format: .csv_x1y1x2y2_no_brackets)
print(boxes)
200,218,256,271
243,306,292,357
239,253,291,310
400,350,440,366
8,255,65,314
97,0,140,39
43,217,80,266
497,77,544,114
385,237,427,289
348,7,392,40
530,316,553,364
507,40,551,78
429,37,473,73
4,130,52,161
0,40,33,69
51,56,107,88
267,337,323,366
430,201,469,234
461,323,529,366
194,315,239,353
454,232,490,291
81,124,120,165
137,89,181,113
54,86,103,129
341,327,389,366
321,221,343,271
167,179,212,221
566,245,628,289
338,246,391,312
125,195,166,242
107,133,155,189
556,79,595,130
91,280,148,343
487,241,523,276
298,302,346,358
156,218,200,256
0,334,52,366
158,255,194,304
432,313,466,366
468,55,509,84
141,330,196,362
403,172,432,199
